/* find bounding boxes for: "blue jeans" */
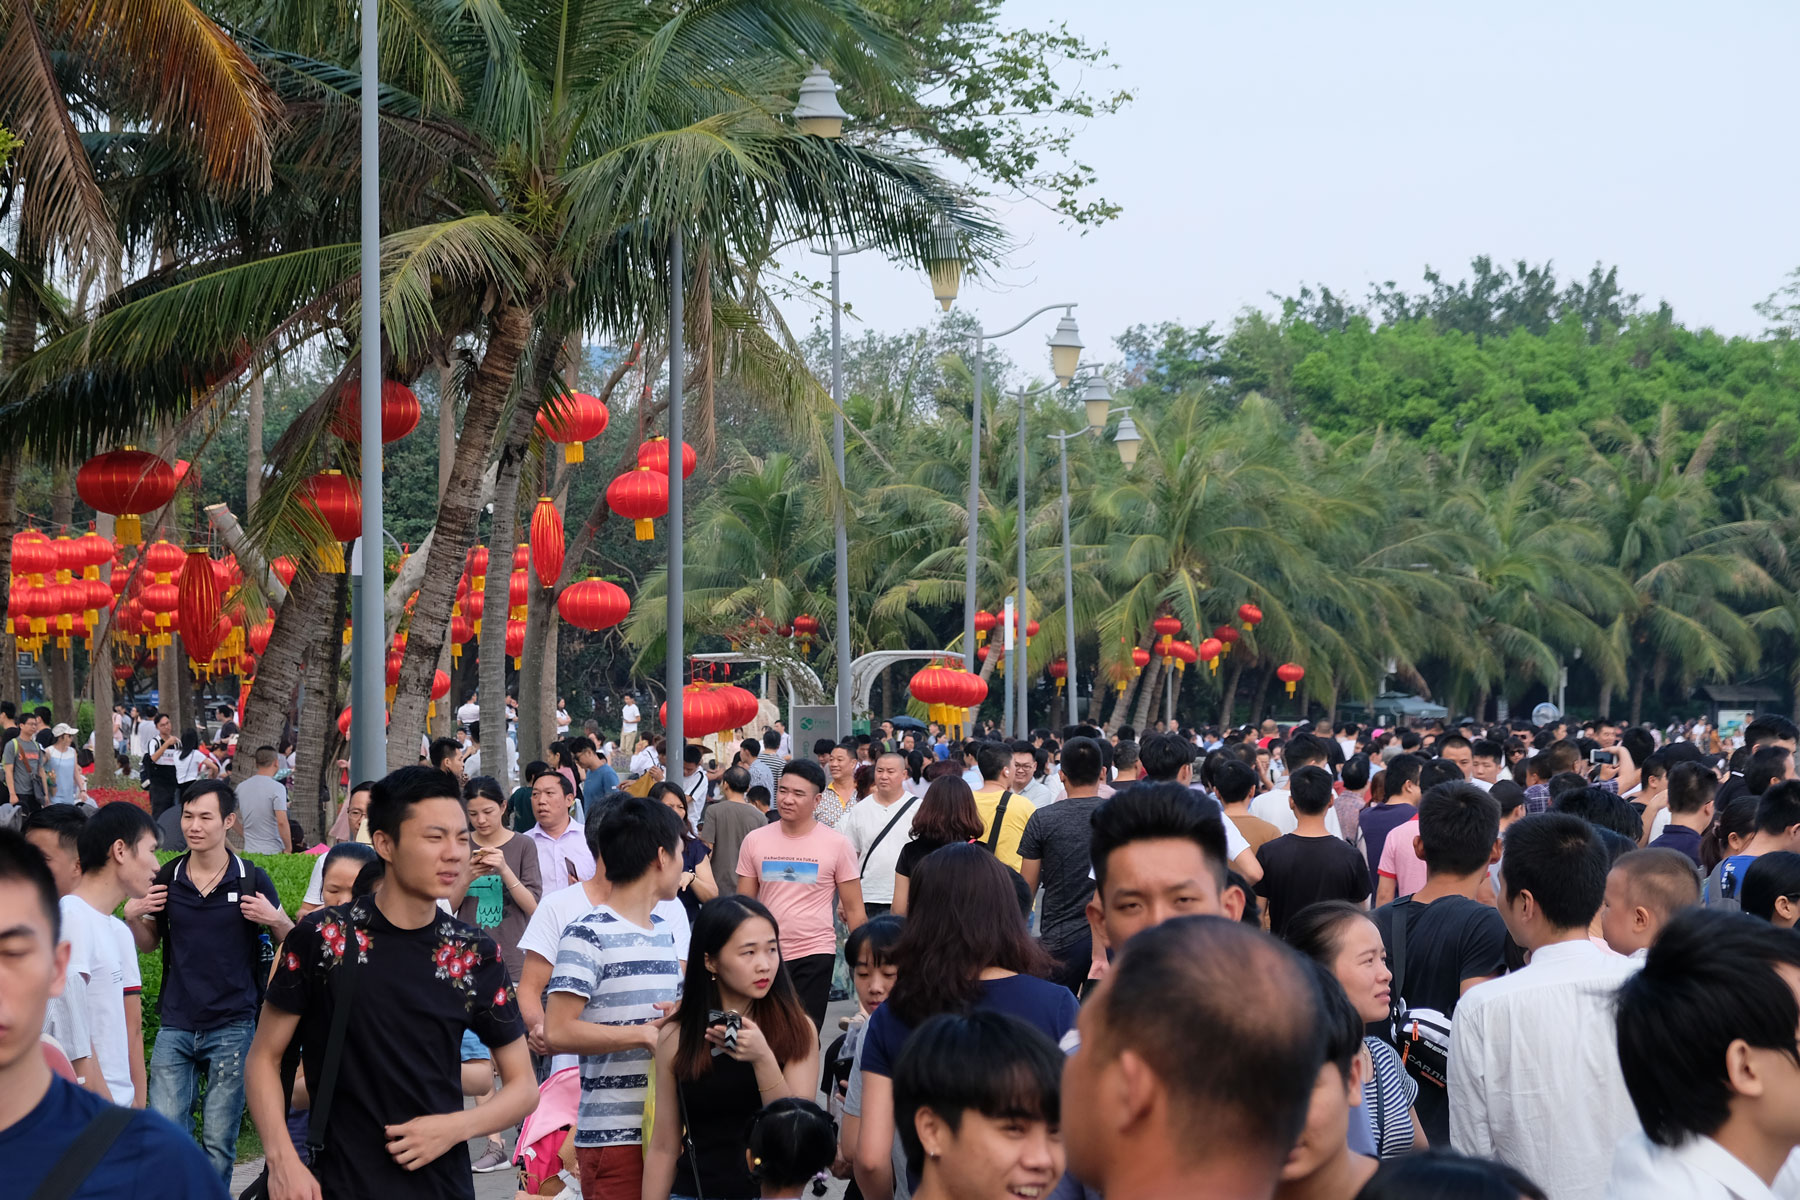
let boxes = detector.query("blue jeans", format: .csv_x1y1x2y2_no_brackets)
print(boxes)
148,1018,255,1186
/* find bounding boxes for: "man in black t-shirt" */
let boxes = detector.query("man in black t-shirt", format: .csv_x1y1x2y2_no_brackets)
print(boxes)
1020,737,1109,992
1370,780,1507,1146
1254,766,1370,936
246,766,533,1200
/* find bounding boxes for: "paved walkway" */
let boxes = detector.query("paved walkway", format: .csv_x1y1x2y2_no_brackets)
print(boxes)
231,997,859,1199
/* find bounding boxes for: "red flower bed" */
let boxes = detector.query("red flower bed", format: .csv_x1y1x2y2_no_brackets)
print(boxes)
90,787,150,813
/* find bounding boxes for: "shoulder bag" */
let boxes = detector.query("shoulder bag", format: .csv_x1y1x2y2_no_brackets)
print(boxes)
28,1105,136,1200
983,791,1015,854
860,796,919,872
1387,897,1451,1093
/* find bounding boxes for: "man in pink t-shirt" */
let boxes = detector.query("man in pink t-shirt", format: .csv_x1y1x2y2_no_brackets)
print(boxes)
736,757,867,1028
1376,816,1430,904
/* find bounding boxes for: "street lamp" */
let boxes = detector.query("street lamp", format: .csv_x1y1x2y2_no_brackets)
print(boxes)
350,0,385,779
927,213,963,312
957,305,1080,677
1008,375,1082,736
1048,391,1134,728
1114,413,1142,469
1048,311,1083,385
793,64,849,138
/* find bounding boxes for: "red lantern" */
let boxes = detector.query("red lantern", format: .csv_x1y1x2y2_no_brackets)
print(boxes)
1215,625,1241,655
511,543,530,572
792,613,820,654
976,644,989,664
1197,636,1223,672
270,556,297,587
659,683,736,739
1169,640,1198,674
508,570,530,618
142,539,185,583
1277,662,1306,696
606,467,669,541
1131,646,1151,675
429,668,451,719
1238,603,1263,629
1024,618,1040,645
467,546,489,588
505,618,527,668
239,654,258,677
973,610,997,644
338,706,353,738
248,612,275,656
113,663,135,684
637,436,696,479
300,471,363,572
1152,615,1181,661
1048,657,1068,693
11,530,54,580
178,549,224,668
332,379,423,444
558,578,631,631
530,497,565,588
537,392,610,462
76,448,179,546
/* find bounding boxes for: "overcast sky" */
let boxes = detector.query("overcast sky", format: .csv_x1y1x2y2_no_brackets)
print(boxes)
778,0,1800,366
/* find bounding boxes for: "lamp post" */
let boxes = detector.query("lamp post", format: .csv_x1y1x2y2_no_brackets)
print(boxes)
350,0,385,782
811,240,871,739
953,306,1079,678
1008,375,1081,737
665,227,685,754
1047,377,1134,728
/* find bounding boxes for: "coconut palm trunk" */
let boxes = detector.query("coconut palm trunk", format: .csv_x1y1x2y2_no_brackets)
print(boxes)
1218,656,1244,728
89,512,117,787
473,398,538,792
1129,655,1165,732
232,566,334,784
388,301,535,771
293,571,349,836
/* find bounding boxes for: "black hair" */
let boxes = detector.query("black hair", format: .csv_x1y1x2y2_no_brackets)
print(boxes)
1744,714,1800,748
761,728,782,752
975,741,1011,782
1089,782,1230,893
463,775,507,809
1283,733,1331,769
1307,958,1365,1076
746,1098,836,1196
366,764,465,842
428,737,462,769
1620,727,1655,771
76,801,156,874
180,779,238,820
1383,752,1425,797
1212,758,1258,806
1500,813,1608,930
673,895,813,1081
684,743,705,765
1414,781,1500,876
1341,754,1371,792
781,757,827,795
23,803,87,850
1490,779,1527,819
0,828,60,941
523,760,550,783
352,856,385,897
1702,794,1761,873
1112,739,1140,772
1060,737,1104,788
1746,746,1793,796
1470,739,1504,763
892,1011,1063,1177
846,913,904,970
1097,916,1325,1167
740,738,761,758
747,785,770,807
537,770,574,797
1288,765,1335,816
1437,733,1472,757
1616,908,1800,1146
1755,779,1800,834
1138,733,1196,781
1417,759,1464,792
1116,725,1136,741
567,736,595,755
1553,786,1643,842
1546,771,1589,801
321,841,378,890
1356,1151,1547,1200
1666,761,1717,816
721,765,751,794
1285,900,1375,970
595,793,683,883
1609,848,1700,923
1741,850,1800,923
811,737,835,758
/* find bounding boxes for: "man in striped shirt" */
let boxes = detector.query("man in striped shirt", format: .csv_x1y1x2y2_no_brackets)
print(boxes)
546,795,686,1200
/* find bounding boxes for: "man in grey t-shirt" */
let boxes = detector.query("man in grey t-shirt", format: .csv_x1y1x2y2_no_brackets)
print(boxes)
235,747,291,854
1018,736,1109,993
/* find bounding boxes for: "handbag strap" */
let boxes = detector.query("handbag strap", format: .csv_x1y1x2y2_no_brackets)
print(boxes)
1390,896,1410,1022
30,1104,135,1200
305,927,363,1152
674,1076,706,1200
984,791,1014,853
861,796,918,871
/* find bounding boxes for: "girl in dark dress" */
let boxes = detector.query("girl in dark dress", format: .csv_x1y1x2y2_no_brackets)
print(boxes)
643,896,821,1200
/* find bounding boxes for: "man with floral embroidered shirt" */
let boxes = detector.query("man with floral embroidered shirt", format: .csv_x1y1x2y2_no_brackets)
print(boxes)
245,766,537,1200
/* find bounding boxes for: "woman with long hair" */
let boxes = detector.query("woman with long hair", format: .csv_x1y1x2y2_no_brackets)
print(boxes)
643,895,820,1200
1285,901,1424,1159
890,777,984,916
853,845,1074,1200
651,780,719,918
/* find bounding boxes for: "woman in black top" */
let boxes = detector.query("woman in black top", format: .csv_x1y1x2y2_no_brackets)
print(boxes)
643,896,820,1200
652,781,719,918
891,775,984,916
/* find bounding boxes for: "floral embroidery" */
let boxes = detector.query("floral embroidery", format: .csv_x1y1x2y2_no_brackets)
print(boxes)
314,900,374,967
493,986,511,1008
432,934,484,995
284,951,301,973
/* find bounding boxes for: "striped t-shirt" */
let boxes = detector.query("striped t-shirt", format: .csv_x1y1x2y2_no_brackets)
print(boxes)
547,905,682,1147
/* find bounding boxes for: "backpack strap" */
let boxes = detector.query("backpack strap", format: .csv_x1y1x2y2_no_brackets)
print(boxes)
984,791,1014,853
304,919,364,1153
1390,896,1410,1019
30,1104,135,1200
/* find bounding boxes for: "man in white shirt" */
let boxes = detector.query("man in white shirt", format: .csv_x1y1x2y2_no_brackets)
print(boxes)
1610,908,1800,1200
67,802,163,1106
840,752,917,917
1247,733,1344,838
619,697,641,757
1450,812,1641,1200
1437,735,1490,792
1008,740,1054,805
456,691,480,728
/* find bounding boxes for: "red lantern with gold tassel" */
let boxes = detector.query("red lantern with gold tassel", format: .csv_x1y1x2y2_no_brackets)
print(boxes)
76,448,179,546
1130,646,1151,676
332,379,423,444
1047,657,1068,693
537,392,610,462
430,669,451,718
530,497,565,588
973,610,997,644
792,614,820,654
178,549,224,671
1238,603,1263,631
1277,662,1305,697
1198,636,1223,674
637,436,696,479
606,467,669,541
300,471,362,572
1152,614,1181,663
506,619,527,668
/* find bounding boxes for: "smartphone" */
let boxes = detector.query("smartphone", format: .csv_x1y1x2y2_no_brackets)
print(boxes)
707,1009,741,1056
1589,750,1616,766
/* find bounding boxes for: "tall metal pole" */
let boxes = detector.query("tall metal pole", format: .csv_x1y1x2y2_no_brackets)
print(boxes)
964,342,982,674
665,229,685,755
1058,438,1077,728
830,249,852,738
1015,387,1029,738
350,0,385,783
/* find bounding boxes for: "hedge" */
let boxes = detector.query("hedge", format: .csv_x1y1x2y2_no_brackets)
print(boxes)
138,851,318,1054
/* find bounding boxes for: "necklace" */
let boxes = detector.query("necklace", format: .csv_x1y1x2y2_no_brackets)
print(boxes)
191,857,230,897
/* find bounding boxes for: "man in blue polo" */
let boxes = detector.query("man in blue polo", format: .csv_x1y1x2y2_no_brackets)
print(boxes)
131,780,292,1185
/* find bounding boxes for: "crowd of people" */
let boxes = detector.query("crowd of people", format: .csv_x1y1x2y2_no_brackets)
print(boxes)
7,700,1800,1199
